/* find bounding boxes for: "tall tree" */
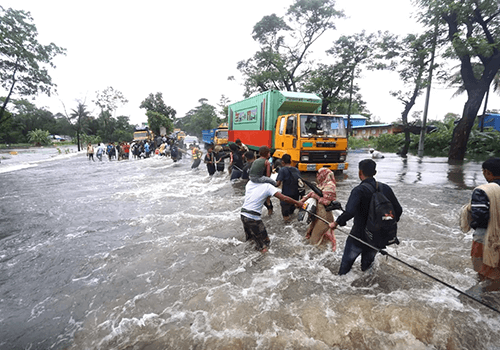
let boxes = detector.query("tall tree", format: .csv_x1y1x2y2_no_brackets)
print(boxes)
236,0,344,97
217,95,231,121
139,92,176,135
93,86,128,141
0,7,65,127
390,33,436,157
415,0,500,161
177,99,219,136
61,101,91,151
304,31,387,115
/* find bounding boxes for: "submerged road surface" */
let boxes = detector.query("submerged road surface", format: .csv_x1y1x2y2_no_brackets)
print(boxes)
0,147,499,349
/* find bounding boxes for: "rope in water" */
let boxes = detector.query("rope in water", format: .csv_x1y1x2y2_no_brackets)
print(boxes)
307,209,500,315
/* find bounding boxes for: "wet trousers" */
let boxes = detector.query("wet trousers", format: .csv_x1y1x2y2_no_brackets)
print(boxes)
240,215,270,251
339,236,377,275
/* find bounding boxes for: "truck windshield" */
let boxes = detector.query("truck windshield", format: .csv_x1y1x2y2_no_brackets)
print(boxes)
134,132,148,139
300,115,346,137
216,130,228,139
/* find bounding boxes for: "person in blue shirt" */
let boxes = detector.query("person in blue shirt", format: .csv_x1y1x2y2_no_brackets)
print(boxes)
275,154,301,222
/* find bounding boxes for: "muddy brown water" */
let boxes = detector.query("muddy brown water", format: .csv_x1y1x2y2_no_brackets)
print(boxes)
0,148,499,349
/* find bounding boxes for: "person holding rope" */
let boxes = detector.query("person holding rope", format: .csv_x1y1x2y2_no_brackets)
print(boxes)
299,167,337,245
229,143,245,180
276,154,302,223
329,159,402,275
240,177,302,253
465,157,500,291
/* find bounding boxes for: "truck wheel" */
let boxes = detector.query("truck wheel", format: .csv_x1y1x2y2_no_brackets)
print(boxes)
334,170,343,176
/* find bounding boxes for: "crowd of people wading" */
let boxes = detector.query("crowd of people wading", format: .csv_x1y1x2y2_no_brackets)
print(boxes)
85,136,500,298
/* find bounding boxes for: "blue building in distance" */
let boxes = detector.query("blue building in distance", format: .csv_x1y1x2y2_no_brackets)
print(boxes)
481,113,500,132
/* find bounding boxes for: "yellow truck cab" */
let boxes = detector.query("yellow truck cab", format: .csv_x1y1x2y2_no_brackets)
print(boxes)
214,123,228,147
273,113,347,172
133,126,154,142
228,90,348,172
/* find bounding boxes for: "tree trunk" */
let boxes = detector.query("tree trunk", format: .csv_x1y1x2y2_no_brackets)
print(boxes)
448,90,484,161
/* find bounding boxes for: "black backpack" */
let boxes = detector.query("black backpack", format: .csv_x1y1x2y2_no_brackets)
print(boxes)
362,182,399,249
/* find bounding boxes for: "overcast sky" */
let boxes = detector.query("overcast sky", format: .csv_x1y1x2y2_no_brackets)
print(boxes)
3,0,498,126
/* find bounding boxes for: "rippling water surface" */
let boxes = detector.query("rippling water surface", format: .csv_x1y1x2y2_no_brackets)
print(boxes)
0,147,499,349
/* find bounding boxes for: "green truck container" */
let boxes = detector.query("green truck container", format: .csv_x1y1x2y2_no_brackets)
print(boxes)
228,90,348,172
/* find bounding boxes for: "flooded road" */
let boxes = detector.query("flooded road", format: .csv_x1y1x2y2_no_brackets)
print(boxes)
0,148,499,349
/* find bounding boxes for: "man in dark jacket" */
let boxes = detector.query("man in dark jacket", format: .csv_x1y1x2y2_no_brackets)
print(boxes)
329,159,403,275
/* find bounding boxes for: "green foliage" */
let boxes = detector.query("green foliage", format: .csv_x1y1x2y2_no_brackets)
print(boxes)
93,86,128,114
349,116,500,158
0,6,65,125
79,134,101,145
27,128,50,146
466,127,500,157
146,110,173,136
303,31,392,115
140,92,176,135
237,0,344,96
177,99,220,136
415,0,500,160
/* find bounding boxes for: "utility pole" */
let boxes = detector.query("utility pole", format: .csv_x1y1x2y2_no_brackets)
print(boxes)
346,67,354,137
418,25,438,157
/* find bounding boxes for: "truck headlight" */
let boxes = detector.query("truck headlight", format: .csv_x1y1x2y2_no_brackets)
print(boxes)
301,155,309,162
339,155,345,161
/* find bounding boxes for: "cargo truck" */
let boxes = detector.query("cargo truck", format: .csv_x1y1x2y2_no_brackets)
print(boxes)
202,123,229,148
133,126,154,142
227,90,348,172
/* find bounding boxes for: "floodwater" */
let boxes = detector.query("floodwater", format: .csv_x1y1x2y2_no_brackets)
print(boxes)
0,147,499,350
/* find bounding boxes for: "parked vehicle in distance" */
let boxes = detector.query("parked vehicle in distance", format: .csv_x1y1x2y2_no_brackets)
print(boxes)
202,123,228,148
133,126,154,142
184,135,199,149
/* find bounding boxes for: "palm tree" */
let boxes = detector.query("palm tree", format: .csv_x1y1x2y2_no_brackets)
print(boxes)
70,102,91,151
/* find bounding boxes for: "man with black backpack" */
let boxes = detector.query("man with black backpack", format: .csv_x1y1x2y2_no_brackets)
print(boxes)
329,159,402,275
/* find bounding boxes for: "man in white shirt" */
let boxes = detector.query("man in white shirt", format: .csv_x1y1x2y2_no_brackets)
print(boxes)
241,181,301,252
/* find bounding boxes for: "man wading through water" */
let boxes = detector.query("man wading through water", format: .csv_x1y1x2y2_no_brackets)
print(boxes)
329,159,402,275
241,176,302,253
461,157,500,293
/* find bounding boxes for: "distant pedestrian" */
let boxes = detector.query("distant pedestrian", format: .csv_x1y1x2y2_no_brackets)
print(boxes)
96,143,105,161
123,142,130,160
106,142,115,161
190,144,202,169
369,148,384,159
204,144,216,176
86,143,94,162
